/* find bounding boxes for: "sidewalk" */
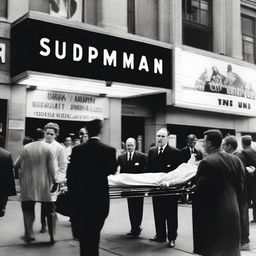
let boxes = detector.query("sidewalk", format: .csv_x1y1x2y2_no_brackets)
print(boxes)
0,196,256,256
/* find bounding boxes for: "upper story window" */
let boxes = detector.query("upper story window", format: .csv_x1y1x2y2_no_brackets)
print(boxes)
183,0,211,26
242,15,255,64
29,0,83,22
49,0,83,21
182,0,212,51
0,0,7,18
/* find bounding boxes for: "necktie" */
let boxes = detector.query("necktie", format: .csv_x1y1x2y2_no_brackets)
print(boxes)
159,147,163,155
128,152,132,162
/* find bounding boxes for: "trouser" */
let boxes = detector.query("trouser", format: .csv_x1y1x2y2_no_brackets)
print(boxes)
0,195,8,217
152,195,178,241
127,197,144,234
22,201,55,240
78,219,105,256
41,202,57,236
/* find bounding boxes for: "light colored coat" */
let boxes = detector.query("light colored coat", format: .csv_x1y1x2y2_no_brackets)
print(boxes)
20,140,58,202
50,140,68,183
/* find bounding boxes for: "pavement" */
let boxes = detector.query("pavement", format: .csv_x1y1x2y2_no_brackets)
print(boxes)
1,196,256,256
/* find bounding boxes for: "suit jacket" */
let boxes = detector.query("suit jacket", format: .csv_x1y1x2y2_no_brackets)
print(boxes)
117,151,147,174
239,148,256,168
0,148,16,197
67,138,117,225
181,146,203,163
20,140,58,202
147,145,182,173
193,151,245,256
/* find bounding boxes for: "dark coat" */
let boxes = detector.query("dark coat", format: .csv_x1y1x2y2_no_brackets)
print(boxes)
117,151,147,174
67,138,117,238
180,146,203,163
148,145,182,173
0,148,16,197
193,151,245,256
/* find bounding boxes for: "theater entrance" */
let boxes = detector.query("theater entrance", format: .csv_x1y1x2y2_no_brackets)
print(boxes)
122,116,145,152
167,124,235,150
0,99,7,143
25,118,88,143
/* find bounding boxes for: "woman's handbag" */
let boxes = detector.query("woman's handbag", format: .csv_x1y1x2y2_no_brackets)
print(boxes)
55,184,71,217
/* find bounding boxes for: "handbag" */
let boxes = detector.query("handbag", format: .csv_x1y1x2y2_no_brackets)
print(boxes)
55,184,71,217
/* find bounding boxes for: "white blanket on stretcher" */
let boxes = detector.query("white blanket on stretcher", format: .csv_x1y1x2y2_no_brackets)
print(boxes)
108,157,199,187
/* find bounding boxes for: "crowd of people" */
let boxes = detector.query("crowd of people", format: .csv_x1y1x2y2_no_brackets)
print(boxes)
0,120,256,256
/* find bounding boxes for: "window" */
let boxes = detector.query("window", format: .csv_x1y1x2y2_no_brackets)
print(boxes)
127,0,135,34
49,0,83,22
242,15,255,64
0,0,7,18
182,0,212,51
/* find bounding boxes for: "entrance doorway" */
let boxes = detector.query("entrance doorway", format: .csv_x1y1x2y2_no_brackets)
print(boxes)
122,116,145,152
0,99,7,144
167,124,235,150
25,118,88,143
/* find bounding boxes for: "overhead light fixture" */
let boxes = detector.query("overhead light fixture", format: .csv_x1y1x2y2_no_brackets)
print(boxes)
13,71,170,98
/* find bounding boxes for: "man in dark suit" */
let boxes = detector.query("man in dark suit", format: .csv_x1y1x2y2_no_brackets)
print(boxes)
67,119,117,256
148,128,182,248
181,134,203,163
0,135,16,217
117,137,147,237
240,135,256,223
222,135,250,249
193,130,245,256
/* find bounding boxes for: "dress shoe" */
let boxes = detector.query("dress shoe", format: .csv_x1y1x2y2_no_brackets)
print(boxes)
149,236,166,242
40,226,46,233
127,228,142,238
20,236,35,243
167,240,175,248
49,238,56,245
241,243,250,250
250,220,256,223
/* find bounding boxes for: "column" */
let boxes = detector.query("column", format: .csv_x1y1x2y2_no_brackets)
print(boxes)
102,98,121,154
212,0,226,55
225,0,243,59
8,85,26,160
98,0,127,33
169,0,182,46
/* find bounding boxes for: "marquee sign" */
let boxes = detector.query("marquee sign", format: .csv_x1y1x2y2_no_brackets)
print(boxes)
11,17,172,89
26,90,109,121
174,49,256,116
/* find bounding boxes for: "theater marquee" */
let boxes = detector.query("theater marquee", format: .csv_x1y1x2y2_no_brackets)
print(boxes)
11,16,172,89
174,49,256,116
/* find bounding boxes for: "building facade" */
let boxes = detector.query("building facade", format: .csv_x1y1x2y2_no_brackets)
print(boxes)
1,0,256,159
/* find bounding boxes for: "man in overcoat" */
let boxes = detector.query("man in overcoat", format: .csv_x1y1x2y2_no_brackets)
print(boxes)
0,135,16,217
148,128,182,248
67,119,117,256
117,137,147,237
20,129,58,243
193,129,245,256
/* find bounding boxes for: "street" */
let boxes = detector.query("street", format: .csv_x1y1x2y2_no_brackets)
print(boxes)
0,196,256,256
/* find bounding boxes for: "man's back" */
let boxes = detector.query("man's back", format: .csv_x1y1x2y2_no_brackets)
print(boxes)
20,141,57,201
193,151,244,255
0,148,16,196
67,138,117,217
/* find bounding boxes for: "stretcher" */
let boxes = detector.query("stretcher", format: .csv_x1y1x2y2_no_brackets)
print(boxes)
109,183,195,199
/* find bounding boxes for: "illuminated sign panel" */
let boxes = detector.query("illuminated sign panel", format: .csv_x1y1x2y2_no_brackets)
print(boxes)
26,90,109,121
174,49,256,116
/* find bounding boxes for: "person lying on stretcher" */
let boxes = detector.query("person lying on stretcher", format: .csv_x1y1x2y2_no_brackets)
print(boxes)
108,154,201,187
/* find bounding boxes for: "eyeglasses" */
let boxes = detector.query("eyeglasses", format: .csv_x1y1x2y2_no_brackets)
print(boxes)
46,133,55,136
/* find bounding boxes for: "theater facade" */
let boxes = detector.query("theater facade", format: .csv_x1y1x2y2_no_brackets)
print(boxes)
2,3,256,159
